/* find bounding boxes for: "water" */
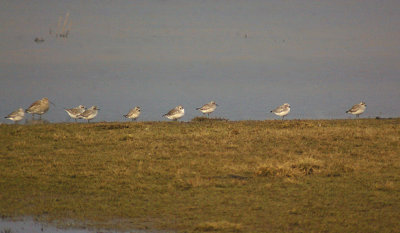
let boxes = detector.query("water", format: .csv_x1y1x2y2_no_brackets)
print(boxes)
1,1,399,123
0,217,163,233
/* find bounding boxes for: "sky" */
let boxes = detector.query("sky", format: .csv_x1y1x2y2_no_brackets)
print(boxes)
1,0,399,123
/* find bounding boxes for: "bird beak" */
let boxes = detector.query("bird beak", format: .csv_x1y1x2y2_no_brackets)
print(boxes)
50,101,56,107
216,104,219,106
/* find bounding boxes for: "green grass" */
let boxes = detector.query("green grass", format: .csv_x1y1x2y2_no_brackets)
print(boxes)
0,119,399,232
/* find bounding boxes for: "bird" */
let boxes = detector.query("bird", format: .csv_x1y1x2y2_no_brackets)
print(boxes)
26,97,54,119
5,108,25,123
196,101,218,117
124,106,141,121
163,105,185,121
64,105,86,122
78,106,100,123
271,103,291,120
346,102,367,118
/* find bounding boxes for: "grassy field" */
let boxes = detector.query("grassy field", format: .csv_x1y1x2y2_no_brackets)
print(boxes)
0,118,399,232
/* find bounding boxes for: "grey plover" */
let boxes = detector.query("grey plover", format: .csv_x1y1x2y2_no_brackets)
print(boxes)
271,103,291,120
163,105,184,121
196,101,218,117
78,106,99,123
26,97,54,119
5,108,25,123
64,105,86,122
124,106,141,121
346,102,366,118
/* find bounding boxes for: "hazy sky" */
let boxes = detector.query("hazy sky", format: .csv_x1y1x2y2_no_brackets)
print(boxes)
1,0,399,122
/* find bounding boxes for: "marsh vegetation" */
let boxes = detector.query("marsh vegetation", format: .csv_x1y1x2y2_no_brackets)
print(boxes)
0,118,399,232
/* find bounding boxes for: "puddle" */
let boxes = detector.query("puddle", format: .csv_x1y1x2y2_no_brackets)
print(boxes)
0,217,160,233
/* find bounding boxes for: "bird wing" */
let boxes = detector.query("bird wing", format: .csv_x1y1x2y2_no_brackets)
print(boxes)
26,100,41,111
165,108,179,116
199,103,211,110
6,110,20,118
348,104,360,113
79,110,92,118
273,105,286,113
127,108,136,116
66,108,81,115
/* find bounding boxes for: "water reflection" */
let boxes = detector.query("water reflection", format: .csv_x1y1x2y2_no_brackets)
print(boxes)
0,218,161,233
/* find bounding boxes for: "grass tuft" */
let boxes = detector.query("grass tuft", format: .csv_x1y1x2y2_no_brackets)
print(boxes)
255,157,323,177
194,221,242,232
375,181,396,191
191,116,229,122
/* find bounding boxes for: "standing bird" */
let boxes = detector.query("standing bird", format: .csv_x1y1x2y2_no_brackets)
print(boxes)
163,105,185,121
196,101,218,117
26,97,54,119
5,108,25,123
78,106,100,123
64,105,86,122
124,106,141,121
271,103,291,120
346,102,367,118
